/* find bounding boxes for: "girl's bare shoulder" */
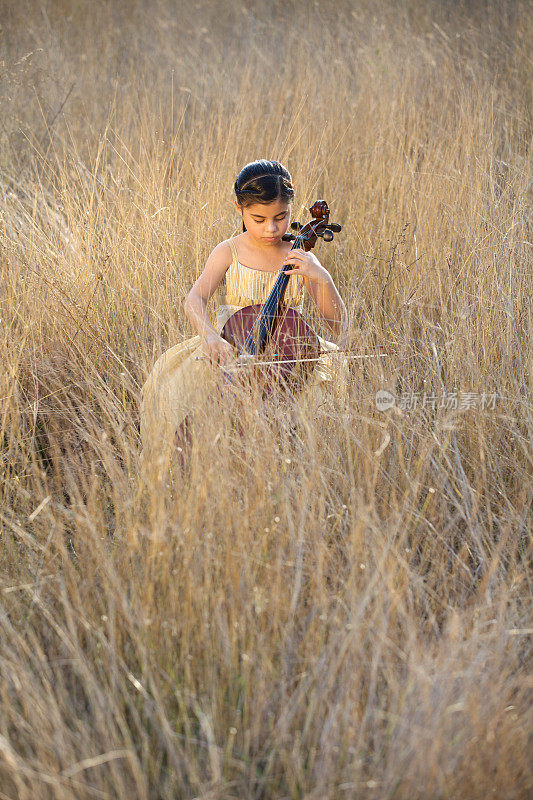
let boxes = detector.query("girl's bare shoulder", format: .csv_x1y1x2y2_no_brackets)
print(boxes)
195,240,234,283
208,239,234,266
187,240,233,301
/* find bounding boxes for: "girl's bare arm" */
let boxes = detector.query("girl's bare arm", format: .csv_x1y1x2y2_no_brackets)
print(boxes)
183,242,235,365
282,249,348,338
303,270,347,337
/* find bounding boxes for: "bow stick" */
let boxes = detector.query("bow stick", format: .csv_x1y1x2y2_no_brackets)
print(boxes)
194,348,389,369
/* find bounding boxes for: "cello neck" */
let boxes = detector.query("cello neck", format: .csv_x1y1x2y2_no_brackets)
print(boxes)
240,237,302,356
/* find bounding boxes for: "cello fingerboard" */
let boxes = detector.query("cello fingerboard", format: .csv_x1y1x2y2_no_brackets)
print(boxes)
240,236,302,355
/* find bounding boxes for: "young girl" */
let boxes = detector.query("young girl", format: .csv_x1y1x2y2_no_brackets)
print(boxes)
140,159,347,461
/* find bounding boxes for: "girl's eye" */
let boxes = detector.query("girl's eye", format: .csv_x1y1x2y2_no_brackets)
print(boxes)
252,214,286,223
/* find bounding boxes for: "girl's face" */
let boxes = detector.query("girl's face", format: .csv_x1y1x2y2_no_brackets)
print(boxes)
235,198,292,247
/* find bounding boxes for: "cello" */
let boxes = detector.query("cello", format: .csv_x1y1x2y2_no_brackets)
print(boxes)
220,199,342,395
175,200,341,452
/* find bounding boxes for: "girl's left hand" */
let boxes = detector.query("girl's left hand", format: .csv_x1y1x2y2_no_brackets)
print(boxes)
282,249,329,284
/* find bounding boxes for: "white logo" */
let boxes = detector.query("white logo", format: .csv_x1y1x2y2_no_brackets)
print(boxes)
376,389,395,411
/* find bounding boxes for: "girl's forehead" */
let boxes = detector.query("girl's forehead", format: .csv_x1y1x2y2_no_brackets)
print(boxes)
244,199,292,215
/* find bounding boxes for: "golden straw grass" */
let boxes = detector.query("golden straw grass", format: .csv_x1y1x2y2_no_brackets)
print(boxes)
0,1,531,797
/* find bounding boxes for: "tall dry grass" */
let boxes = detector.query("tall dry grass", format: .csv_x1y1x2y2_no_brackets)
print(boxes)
0,1,532,798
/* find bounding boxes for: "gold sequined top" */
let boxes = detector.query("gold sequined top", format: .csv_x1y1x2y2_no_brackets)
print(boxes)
216,236,305,330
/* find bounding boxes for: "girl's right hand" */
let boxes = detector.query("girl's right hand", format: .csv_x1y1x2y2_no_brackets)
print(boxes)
203,333,236,368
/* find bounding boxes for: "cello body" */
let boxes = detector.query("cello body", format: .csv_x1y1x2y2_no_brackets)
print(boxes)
221,304,321,396
219,200,341,395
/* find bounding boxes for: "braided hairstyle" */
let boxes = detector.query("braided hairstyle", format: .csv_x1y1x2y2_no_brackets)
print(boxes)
234,160,294,231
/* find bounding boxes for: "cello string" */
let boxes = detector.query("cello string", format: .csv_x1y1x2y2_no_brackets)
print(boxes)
246,231,304,340
254,216,323,338
240,231,304,353
240,221,322,354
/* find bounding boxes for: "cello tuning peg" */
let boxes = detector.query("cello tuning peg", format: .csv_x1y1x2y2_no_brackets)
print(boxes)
323,230,334,242
291,222,302,231
282,233,296,241
329,223,342,233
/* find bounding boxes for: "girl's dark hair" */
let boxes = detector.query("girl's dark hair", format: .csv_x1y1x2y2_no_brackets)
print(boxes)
234,159,294,231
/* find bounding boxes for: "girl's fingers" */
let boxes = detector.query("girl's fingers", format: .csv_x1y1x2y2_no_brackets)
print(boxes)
284,256,307,267
208,348,231,367
284,260,303,269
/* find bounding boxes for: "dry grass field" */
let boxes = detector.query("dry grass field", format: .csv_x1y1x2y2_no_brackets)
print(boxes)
1,1,532,797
